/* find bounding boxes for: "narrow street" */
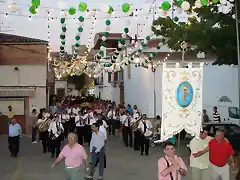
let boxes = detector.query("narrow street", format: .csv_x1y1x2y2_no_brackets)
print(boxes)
0,135,237,180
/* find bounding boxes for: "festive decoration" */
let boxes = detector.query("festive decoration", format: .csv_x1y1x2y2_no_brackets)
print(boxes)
102,5,113,14
29,6,37,14
78,2,88,12
59,16,67,57
161,1,171,11
122,3,131,13
68,7,76,15
32,0,40,7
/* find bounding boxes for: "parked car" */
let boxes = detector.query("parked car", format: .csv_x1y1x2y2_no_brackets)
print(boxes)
203,122,240,152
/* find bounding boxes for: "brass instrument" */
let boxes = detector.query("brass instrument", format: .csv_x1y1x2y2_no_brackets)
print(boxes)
131,115,142,131
38,113,51,132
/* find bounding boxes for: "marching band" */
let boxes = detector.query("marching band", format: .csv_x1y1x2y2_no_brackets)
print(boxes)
36,102,154,158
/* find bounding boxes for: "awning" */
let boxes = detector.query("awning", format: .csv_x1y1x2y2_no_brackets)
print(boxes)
0,87,36,97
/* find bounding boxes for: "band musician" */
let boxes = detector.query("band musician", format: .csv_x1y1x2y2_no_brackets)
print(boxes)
121,111,133,147
138,114,153,156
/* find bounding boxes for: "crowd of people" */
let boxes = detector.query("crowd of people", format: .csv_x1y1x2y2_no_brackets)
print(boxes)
6,95,240,180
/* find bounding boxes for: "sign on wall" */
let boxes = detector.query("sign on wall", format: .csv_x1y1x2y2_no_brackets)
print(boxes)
160,63,204,141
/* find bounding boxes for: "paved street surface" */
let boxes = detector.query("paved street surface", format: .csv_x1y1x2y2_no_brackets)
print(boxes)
0,135,237,180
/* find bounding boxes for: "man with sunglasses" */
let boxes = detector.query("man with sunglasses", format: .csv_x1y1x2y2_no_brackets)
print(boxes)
189,127,212,180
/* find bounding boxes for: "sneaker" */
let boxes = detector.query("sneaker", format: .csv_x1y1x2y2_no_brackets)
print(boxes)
98,176,103,180
84,175,93,180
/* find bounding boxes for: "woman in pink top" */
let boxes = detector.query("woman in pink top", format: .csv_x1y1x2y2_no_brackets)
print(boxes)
158,142,187,180
51,133,89,180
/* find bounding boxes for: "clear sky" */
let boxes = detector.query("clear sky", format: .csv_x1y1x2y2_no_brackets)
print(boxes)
1,0,180,53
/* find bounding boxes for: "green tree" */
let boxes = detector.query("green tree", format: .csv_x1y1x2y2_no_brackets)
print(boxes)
67,74,85,94
152,0,240,65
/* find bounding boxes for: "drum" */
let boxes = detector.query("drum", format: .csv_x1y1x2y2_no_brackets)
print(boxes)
144,130,153,138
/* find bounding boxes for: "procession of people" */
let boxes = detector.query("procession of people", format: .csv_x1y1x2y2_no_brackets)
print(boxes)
6,95,240,180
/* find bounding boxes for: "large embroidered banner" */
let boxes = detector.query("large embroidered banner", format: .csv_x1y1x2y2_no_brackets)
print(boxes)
160,63,204,141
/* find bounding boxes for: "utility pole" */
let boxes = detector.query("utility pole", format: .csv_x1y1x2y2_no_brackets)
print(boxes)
236,0,240,110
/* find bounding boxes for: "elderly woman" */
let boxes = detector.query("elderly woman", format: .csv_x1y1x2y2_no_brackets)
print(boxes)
51,133,89,180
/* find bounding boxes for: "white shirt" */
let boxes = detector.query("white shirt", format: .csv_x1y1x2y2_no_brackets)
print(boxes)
120,115,131,127
189,136,212,169
68,108,79,117
138,120,153,132
75,115,85,127
99,125,107,140
133,109,138,114
48,121,64,134
107,110,116,119
59,114,70,123
102,120,108,128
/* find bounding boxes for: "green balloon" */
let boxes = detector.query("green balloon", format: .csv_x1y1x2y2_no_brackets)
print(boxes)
124,27,129,33
161,1,171,11
61,41,65,45
68,7,76,15
212,0,219,3
29,6,37,14
122,3,130,13
75,43,80,47
62,27,66,32
107,6,113,14
103,32,109,37
75,35,80,41
78,2,88,12
105,20,111,26
60,34,65,39
78,27,83,32
173,16,179,22
32,0,40,7
78,16,85,22
200,0,208,6
60,18,65,24
60,46,64,50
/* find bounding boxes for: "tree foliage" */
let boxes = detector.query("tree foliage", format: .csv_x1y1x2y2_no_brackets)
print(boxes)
152,0,240,65
67,74,85,91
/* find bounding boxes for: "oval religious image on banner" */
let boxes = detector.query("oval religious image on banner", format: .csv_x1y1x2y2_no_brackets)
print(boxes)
176,81,193,108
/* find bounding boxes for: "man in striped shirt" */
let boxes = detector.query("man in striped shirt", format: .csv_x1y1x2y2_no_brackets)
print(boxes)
213,106,221,122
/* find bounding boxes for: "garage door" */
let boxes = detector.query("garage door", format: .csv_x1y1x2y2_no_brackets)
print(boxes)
0,98,25,134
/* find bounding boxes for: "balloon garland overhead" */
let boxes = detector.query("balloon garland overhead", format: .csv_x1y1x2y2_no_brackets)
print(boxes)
59,16,67,57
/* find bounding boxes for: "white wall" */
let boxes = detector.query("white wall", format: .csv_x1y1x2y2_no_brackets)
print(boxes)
0,65,47,86
55,80,67,95
29,87,47,112
124,64,239,118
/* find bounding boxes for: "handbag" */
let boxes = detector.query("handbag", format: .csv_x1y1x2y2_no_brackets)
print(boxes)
164,157,174,180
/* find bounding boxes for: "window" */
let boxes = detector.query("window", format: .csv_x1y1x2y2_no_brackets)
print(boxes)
228,107,240,119
108,72,111,82
127,64,131,79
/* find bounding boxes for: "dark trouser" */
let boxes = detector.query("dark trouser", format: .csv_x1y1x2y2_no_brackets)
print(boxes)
134,130,141,150
40,131,49,153
51,137,61,158
69,118,75,133
62,122,68,138
122,126,132,147
89,146,105,177
107,119,115,135
76,126,85,145
139,135,150,155
32,127,37,142
84,125,92,145
95,154,106,168
8,135,20,157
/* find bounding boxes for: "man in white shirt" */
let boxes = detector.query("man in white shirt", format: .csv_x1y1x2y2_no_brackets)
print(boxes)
84,109,95,145
107,107,116,136
189,127,212,180
95,120,107,169
59,110,70,138
67,105,79,133
121,111,133,147
138,114,153,156
75,110,85,145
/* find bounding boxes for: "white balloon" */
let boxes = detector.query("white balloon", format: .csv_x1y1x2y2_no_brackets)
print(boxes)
181,1,190,11
100,46,105,51
101,36,107,41
121,33,127,39
222,5,230,14
220,0,227,4
105,26,111,31
118,43,123,48
139,46,143,50
102,4,110,13
57,0,68,9
195,1,202,8
144,40,148,44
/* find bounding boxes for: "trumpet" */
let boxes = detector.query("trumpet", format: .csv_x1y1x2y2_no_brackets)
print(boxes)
131,115,142,131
